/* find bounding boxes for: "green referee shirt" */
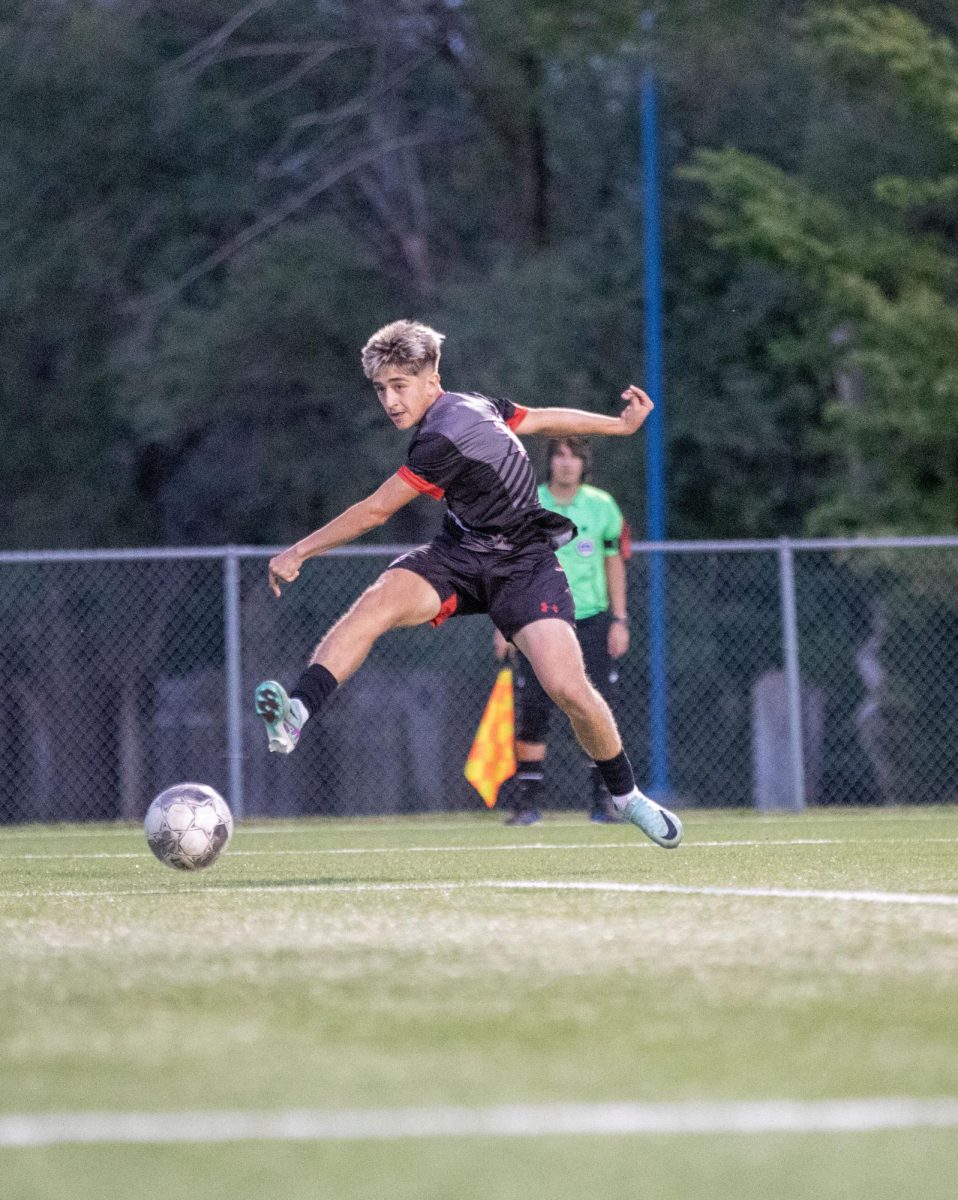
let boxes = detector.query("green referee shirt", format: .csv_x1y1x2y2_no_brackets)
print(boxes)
538,483,626,619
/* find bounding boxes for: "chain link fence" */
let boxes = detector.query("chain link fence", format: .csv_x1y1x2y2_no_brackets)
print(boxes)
1,539,957,823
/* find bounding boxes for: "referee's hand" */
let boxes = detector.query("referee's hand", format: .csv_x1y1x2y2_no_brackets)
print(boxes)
608,620,630,660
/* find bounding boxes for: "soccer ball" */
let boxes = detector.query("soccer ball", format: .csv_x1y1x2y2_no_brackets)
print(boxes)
144,783,233,871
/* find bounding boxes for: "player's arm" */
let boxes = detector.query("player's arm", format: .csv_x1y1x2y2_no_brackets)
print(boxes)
268,473,419,597
516,386,653,437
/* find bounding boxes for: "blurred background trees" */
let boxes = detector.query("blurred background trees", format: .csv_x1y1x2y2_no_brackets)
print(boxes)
2,0,957,550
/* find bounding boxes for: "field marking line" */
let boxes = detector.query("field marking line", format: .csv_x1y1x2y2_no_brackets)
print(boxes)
3,1097,958,1147
2,879,958,906
496,880,958,906
0,838,838,861
0,821,483,841
6,837,958,863
2,809,956,841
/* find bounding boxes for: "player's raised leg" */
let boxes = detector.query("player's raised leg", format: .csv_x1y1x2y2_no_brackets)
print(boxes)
256,568,442,754
511,618,682,848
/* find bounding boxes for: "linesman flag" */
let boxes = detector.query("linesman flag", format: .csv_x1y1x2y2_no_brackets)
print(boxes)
464,667,517,808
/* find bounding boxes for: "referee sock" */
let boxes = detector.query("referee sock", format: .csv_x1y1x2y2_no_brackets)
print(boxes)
291,663,339,719
515,760,545,811
594,749,636,809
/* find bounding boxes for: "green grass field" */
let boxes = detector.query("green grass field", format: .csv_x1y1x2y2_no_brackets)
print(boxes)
3,807,958,1200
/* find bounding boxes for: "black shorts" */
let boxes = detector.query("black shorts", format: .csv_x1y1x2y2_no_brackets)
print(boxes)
515,610,616,742
388,533,574,641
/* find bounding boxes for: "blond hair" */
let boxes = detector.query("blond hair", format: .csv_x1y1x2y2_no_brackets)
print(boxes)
360,319,445,380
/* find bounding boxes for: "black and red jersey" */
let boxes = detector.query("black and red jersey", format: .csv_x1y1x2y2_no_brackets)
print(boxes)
397,392,575,553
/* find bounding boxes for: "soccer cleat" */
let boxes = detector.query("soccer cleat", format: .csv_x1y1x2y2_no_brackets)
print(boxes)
254,681,306,755
504,807,542,826
621,791,683,848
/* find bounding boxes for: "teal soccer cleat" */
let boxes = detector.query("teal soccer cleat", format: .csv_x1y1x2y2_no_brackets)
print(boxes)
254,681,307,755
621,791,683,849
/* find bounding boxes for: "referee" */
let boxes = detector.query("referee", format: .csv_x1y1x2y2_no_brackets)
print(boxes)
495,437,631,824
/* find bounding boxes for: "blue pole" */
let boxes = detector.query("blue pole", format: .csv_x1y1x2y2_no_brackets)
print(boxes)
640,64,670,797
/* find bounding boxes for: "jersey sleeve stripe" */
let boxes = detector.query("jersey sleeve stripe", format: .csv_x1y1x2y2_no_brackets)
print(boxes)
619,519,632,560
397,464,445,500
506,405,528,430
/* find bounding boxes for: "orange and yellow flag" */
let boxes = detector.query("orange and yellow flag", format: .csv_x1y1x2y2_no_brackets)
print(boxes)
464,667,516,808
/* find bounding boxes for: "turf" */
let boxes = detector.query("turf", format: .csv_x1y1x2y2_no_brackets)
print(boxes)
2,807,958,1199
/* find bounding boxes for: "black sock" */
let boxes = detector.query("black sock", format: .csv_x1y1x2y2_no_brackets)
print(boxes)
515,759,544,810
291,663,339,719
595,750,635,799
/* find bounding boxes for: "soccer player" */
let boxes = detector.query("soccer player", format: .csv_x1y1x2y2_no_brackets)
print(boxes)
254,319,681,848
494,436,631,825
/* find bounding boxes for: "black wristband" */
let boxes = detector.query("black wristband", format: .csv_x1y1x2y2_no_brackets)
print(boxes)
611,616,629,626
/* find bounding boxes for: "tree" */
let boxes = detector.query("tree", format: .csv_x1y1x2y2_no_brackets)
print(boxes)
126,221,401,546
685,4,958,536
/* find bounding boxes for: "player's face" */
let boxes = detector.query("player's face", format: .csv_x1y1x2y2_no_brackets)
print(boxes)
372,365,441,429
550,443,585,488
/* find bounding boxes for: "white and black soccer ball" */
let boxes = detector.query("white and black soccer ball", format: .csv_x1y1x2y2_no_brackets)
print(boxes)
144,783,233,871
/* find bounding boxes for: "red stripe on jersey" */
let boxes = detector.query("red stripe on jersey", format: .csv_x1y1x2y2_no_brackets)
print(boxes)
619,519,632,560
397,464,444,500
506,405,528,430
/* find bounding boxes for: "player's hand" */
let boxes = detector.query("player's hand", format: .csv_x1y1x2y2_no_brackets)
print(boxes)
492,629,515,661
618,386,654,435
608,620,630,659
268,548,304,598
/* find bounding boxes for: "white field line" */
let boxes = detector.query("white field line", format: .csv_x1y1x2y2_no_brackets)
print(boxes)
0,838,838,860
0,820,492,842
2,879,958,906
2,1098,958,1147
0,819,557,841
499,880,958,906
2,808,956,841
6,836,958,862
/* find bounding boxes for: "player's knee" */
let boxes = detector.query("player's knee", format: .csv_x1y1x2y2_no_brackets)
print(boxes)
546,676,599,721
